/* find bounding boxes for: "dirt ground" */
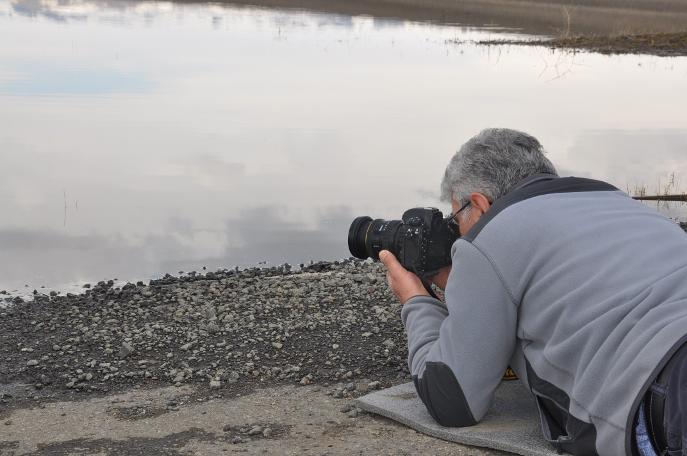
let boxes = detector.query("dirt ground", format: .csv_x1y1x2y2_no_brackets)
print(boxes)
0,383,505,456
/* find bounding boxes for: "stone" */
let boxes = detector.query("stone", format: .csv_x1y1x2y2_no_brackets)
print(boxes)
262,427,272,438
210,380,221,389
118,342,134,359
382,338,395,348
26,359,38,366
247,425,263,436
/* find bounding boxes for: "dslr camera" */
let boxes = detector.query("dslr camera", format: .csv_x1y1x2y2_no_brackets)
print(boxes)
347,208,459,278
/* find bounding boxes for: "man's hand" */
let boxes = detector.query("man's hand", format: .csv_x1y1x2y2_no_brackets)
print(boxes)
431,266,451,290
379,250,429,304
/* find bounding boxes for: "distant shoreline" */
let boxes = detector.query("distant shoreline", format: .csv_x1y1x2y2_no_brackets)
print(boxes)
211,0,687,56
216,0,687,35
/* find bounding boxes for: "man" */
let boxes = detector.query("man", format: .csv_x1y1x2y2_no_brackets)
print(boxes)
379,128,687,456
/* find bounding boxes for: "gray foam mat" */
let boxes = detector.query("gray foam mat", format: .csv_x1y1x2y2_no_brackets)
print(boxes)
355,381,558,456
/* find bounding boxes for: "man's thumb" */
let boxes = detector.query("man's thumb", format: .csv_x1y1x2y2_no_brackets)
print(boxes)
379,250,396,268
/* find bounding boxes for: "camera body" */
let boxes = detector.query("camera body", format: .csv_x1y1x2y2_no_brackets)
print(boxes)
348,207,459,278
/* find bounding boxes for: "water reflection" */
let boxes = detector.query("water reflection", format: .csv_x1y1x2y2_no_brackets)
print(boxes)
569,130,687,189
0,205,353,291
1,0,686,293
567,130,687,220
3,63,150,95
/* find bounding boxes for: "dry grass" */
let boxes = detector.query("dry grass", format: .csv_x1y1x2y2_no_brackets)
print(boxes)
631,173,687,203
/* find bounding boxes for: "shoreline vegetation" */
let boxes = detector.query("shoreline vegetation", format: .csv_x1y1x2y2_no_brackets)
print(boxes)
214,0,687,56
476,32,687,57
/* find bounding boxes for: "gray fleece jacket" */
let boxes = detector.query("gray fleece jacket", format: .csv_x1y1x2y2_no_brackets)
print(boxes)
402,175,687,456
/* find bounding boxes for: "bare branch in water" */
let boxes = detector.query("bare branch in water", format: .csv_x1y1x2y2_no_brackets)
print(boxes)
633,194,687,202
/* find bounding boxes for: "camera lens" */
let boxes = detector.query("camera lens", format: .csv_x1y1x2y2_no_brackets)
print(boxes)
348,216,373,259
348,216,404,261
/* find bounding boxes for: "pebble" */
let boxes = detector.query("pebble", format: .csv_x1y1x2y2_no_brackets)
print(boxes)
209,380,221,389
26,359,38,366
262,427,272,438
347,408,359,418
118,342,134,359
247,425,263,436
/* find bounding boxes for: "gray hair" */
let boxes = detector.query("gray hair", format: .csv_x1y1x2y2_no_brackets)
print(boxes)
440,128,558,204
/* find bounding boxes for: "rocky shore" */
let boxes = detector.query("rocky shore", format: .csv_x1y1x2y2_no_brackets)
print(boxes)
0,260,410,414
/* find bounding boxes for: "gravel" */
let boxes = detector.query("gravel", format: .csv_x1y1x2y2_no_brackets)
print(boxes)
0,259,411,408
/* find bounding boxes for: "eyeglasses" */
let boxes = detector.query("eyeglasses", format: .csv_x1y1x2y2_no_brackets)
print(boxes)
444,200,471,229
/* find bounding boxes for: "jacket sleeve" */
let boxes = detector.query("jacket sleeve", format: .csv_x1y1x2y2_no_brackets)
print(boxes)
401,239,517,426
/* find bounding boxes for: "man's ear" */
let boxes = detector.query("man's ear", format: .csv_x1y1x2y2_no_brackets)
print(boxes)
469,192,492,215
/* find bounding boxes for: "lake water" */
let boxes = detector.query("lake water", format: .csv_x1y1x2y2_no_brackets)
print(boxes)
1,0,686,295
